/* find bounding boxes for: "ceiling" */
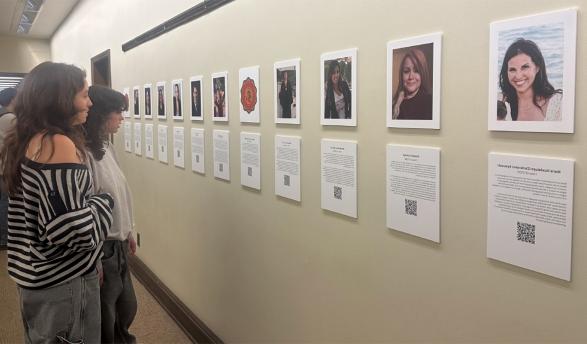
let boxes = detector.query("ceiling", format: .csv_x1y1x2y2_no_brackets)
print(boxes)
0,0,79,39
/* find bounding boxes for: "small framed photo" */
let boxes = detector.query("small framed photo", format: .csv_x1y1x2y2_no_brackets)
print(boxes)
171,79,183,121
211,71,228,122
144,84,152,119
133,86,140,119
189,76,203,121
488,8,577,133
321,48,357,126
122,87,130,118
156,81,166,119
387,32,442,129
239,65,260,123
274,58,300,125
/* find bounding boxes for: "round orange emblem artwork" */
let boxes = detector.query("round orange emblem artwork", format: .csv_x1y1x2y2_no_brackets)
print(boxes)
240,77,257,114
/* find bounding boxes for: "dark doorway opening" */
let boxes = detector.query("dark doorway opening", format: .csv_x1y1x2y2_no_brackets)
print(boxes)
91,49,111,87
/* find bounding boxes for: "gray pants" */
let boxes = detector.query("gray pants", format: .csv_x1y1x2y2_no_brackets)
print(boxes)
101,240,137,344
18,270,101,344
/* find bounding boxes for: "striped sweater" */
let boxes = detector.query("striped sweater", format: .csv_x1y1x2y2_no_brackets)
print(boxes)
7,159,114,289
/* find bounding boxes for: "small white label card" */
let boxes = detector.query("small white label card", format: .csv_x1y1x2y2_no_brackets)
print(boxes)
487,152,574,281
123,122,132,152
190,128,205,174
157,125,168,163
144,123,154,159
386,144,440,242
133,123,142,156
321,139,357,218
213,129,230,180
275,135,301,202
173,127,185,168
240,132,261,189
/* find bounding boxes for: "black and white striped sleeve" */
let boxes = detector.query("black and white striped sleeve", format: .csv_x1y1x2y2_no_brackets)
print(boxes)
37,167,114,252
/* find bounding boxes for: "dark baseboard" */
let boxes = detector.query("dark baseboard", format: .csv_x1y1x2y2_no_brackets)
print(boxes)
129,255,223,344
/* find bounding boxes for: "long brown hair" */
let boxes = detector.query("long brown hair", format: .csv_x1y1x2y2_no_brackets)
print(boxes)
1,62,87,195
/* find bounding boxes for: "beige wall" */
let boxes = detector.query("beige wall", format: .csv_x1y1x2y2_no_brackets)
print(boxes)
0,35,50,73
52,0,587,342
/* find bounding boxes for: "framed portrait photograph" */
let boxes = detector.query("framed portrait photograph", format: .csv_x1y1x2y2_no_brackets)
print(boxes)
274,58,300,125
211,71,228,122
156,81,166,119
239,65,260,123
387,32,442,129
144,84,152,119
321,48,357,126
122,87,130,118
488,8,577,133
133,86,140,119
189,75,203,121
171,79,183,121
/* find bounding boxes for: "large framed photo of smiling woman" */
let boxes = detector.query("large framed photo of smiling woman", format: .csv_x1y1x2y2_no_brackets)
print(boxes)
488,8,577,133
387,32,442,129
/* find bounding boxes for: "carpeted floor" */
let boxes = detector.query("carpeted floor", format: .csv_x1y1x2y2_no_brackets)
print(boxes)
0,249,191,344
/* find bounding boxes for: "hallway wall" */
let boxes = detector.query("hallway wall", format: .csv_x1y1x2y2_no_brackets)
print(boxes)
52,0,587,342
0,36,50,73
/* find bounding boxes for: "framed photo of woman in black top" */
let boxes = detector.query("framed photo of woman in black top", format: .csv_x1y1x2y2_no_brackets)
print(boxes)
172,79,183,121
387,32,442,129
156,81,166,119
122,87,130,118
274,58,300,125
321,48,356,127
144,83,152,119
189,75,203,121
133,86,140,119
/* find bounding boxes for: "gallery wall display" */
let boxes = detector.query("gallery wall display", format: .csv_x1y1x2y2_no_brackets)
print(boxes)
321,139,357,218
158,124,168,163
156,81,166,119
189,76,203,121
144,84,153,119
124,122,132,152
172,79,184,121
191,128,205,174
274,58,301,125
122,87,130,118
387,32,442,129
133,86,140,119
386,144,440,242
134,122,142,155
488,8,577,133
275,135,301,202
321,48,357,127
240,132,261,189
213,129,230,180
487,152,574,281
145,123,154,159
211,72,228,122
173,127,185,168
239,66,260,123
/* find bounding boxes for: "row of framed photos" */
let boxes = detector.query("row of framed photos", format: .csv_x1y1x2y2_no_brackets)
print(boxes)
123,8,576,133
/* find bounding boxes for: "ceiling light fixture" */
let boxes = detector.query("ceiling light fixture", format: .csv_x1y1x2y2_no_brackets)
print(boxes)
16,0,44,34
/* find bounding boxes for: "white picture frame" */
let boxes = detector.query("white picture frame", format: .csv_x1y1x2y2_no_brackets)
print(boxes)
274,58,301,125
239,66,260,123
171,79,184,121
211,71,228,122
189,75,203,121
156,81,166,119
320,48,357,127
144,83,152,119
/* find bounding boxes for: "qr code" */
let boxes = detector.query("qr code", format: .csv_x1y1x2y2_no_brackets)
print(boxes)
195,155,199,163
404,199,417,216
247,167,252,176
517,221,535,244
284,175,290,186
333,186,342,200
219,163,223,172
177,150,180,158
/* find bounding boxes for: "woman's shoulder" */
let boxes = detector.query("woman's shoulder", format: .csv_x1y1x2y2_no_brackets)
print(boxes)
28,133,82,164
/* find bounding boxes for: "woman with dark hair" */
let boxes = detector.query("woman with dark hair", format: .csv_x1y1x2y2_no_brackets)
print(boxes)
84,85,137,344
392,47,433,120
173,83,182,117
157,86,165,116
324,59,351,119
1,62,114,343
498,38,562,121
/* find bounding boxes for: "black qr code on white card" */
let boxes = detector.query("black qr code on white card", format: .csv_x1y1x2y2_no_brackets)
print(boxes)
404,199,417,216
219,163,223,172
517,222,535,244
283,175,290,186
247,167,253,176
195,155,199,163
333,186,342,200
